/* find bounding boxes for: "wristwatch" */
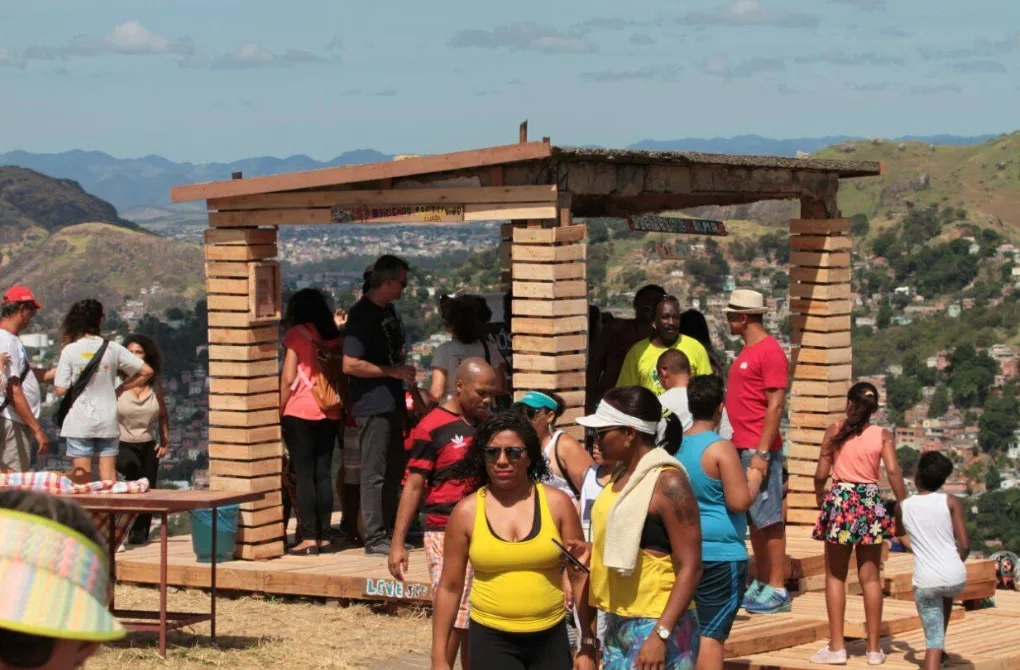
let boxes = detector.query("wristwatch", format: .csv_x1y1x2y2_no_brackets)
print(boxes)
755,448,771,461
580,636,600,651
655,624,670,641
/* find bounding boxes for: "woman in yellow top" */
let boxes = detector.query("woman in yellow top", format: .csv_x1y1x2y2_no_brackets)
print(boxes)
432,412,587,670
575,386,703,670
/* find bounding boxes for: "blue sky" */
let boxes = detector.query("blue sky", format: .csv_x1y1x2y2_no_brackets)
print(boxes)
1,0,1017,162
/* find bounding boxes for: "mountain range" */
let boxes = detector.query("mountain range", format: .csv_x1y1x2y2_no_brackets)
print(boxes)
0,134,998,214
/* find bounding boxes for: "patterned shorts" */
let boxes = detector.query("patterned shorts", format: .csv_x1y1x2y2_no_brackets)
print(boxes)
424,530,474,630
812,482,894,545
603,609,699,670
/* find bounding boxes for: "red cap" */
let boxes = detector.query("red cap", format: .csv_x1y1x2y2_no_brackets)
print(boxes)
2,285,42,309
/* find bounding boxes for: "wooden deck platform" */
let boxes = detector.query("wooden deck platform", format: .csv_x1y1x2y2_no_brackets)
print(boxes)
117,536,435,603
725,611,1020,669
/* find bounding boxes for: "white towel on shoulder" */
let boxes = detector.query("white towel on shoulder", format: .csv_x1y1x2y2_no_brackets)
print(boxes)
602,447,687,575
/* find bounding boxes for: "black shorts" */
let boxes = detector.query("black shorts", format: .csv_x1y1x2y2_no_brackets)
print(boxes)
469,619,571,670
695,560,748,641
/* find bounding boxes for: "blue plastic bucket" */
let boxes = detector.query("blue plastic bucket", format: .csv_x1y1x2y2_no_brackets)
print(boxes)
190,505,239,563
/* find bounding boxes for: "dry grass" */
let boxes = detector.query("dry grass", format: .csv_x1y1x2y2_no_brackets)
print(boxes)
88,584,432,669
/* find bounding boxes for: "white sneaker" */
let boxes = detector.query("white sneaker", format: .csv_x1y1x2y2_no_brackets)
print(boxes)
809,646,848,665
867,650,886,666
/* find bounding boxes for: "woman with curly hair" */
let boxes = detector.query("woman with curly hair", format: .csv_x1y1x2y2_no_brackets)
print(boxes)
54,299,152,482
116,333,170,545
432,411,587,670
810,382,908,665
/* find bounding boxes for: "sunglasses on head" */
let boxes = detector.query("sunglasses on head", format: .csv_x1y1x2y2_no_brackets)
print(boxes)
483,446,526,463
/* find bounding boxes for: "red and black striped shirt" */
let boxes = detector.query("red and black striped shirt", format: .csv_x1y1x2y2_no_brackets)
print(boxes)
404,407,477,530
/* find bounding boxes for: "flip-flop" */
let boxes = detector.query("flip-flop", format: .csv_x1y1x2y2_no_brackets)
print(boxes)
288,545,319,556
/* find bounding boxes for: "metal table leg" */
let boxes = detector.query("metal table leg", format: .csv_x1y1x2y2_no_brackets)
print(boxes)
211,506,218,643
108,513,117,610
160,512,168,657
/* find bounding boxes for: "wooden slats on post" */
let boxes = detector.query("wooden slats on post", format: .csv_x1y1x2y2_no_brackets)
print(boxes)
205,220,284,560
511,207,588,441
787,216,852,526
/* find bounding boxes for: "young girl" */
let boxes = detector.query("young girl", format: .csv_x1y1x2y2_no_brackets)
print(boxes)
810,382,908,666
896,451,970,670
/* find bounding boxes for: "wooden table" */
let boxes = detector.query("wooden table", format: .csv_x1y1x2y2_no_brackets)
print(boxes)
70,490,265,657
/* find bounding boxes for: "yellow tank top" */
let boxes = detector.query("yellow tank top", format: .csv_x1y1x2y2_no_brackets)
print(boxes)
468,484,565,632
589,482,683,618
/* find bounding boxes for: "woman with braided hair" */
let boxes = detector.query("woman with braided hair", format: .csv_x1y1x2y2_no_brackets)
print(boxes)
809,382,908,666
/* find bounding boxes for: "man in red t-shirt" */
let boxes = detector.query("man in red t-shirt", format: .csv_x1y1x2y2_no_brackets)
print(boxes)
723,289,790,614
388,358,497,670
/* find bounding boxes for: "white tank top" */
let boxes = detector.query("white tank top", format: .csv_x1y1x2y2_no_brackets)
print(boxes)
900,492,968,589
579,466,607,541
542,431,577,502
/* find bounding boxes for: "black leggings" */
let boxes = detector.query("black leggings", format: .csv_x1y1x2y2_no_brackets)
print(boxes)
116,440,160,541
469,620,571,670
282,416,338,540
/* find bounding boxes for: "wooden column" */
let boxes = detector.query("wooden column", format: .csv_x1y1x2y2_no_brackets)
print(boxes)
510,204,588,440
204,225,285,559
786,205,852,526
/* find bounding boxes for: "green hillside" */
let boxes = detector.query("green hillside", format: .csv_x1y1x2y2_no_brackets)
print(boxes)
0,222,204,329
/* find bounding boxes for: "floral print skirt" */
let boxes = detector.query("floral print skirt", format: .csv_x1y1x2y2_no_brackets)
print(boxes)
812,482,893,545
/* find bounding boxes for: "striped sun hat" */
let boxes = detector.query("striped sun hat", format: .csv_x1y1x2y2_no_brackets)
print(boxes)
0,508,124,641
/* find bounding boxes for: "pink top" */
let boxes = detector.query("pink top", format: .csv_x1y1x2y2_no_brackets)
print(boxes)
725,335,789,451
831,423,884,484
282,325,342,421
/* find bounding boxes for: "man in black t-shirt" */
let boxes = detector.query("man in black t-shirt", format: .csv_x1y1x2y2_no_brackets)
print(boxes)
343,255,416,555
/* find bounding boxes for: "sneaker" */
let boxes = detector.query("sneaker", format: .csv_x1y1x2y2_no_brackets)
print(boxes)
742,579,763,610
745,584,791,614
808,646,847,665
364,541,392,556
867,650,886,666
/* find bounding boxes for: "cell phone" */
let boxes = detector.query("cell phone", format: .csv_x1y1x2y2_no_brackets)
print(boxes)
552,538,590,574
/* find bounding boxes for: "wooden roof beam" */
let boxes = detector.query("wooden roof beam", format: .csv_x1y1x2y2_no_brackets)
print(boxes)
171,141,554,203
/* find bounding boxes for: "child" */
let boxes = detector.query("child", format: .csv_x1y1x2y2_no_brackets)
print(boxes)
895,452,970,670
811,382,908,666
0,489,124,670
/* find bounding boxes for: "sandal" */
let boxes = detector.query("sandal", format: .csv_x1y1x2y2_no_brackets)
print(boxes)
287,544,319,556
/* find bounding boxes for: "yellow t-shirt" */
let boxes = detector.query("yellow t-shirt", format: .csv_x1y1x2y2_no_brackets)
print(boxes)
616,336,712,395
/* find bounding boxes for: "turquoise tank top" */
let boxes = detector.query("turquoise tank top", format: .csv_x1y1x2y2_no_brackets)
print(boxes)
676,431,748,562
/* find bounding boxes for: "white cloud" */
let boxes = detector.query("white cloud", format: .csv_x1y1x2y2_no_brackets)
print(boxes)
581,65,681,82
701,54,786,77
210,44,324,69
920,33,1020,60
831,0,886,10
796,51,904,67
66,20,194,56
0,47,24,68
450,22,597,53
685,0,818,29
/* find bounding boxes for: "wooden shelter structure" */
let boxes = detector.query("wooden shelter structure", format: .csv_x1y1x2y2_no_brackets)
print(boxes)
173,133,883,561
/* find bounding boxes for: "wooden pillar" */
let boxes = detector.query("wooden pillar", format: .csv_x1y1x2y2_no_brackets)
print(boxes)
786,200,852,526
204,224,285,559
510,202,589,440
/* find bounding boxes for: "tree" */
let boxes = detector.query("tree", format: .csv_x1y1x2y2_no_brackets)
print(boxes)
165,307,185,321
904,352,937,386
927,385,950,418
986,468,1002,491
897,446,920,477
876,302,893,330
949,344,998,408
850,213,870,239
887,375,922,415
978,384,1020,453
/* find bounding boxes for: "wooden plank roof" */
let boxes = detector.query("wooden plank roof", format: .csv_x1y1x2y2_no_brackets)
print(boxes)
171,140,883,203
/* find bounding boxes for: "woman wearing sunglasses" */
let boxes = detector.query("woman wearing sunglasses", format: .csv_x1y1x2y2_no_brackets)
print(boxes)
432,412,588,670
575,386,702,670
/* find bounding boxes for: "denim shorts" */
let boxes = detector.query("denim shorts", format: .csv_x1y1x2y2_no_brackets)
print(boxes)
65,437,119,458
740,450,785,529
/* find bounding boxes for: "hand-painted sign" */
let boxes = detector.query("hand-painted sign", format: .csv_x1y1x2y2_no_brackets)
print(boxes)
248,262,281,324
627,215,728,236
363,578,431,601
331,204,465,224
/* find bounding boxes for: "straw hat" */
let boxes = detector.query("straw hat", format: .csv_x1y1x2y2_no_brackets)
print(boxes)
0,508,124,642
723,289,769,315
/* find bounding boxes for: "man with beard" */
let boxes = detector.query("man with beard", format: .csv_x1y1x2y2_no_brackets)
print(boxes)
616,295,712,395
585,284,665,412
388,358,498,670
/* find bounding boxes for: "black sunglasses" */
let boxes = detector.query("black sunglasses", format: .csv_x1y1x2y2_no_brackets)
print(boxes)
585,426,622,441
483,446,526,463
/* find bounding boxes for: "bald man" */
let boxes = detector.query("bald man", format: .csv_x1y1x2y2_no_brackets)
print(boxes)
388,358,497,670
